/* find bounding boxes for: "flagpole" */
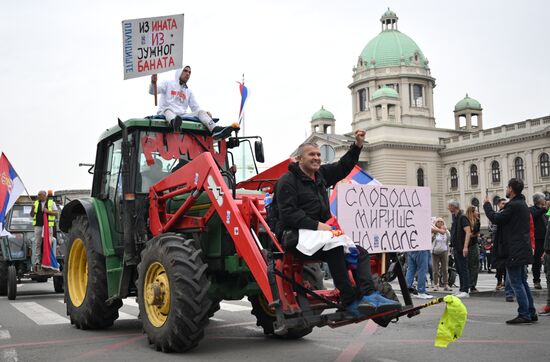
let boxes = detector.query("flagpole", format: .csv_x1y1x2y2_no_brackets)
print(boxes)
241,73,246,181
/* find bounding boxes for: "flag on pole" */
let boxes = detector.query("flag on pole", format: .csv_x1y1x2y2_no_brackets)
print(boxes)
329,165,380,218
41,211,59,271
237,81,248,124
0,153,26,236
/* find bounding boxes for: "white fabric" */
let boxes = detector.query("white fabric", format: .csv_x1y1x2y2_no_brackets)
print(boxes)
149,69,201,116
432,231,450,254
297,229,355,256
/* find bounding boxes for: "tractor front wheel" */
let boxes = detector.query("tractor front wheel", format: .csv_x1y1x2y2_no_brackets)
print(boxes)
138,233,211,353
0,261,7,296
7,265,17,300
65,216,120,329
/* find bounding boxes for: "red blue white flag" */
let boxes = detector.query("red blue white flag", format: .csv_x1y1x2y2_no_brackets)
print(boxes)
41,211,59,271
237,81,248,124
0,153,26,236
328,165,380,221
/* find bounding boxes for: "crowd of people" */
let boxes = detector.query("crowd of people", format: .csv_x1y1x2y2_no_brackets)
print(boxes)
406,178,550,324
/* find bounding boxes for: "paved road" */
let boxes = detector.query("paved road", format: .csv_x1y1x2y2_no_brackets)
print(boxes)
0,272,548,362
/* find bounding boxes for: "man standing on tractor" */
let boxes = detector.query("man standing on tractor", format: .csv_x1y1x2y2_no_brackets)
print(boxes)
29,190,59,272
150,66,237,139
274,129,402,318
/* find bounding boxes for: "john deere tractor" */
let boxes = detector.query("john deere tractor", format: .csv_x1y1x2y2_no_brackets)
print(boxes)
59,117,418,353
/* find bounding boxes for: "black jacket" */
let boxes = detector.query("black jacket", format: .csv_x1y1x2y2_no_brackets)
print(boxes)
483,194,533,267
275,144,361,232
529,205,548,240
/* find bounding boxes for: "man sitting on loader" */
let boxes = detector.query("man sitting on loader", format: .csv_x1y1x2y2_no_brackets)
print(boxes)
274,129,402,318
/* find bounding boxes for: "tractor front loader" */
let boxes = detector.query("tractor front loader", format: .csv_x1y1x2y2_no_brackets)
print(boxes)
59,117,421,353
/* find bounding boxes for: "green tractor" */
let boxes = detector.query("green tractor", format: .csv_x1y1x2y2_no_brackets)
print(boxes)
60,117,416,353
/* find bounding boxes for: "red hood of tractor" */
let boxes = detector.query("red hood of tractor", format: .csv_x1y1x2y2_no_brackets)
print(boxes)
236,158,295,193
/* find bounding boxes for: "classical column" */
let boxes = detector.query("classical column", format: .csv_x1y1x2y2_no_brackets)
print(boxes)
478,158,487,221
455,114,460,129
525,150,534,201
466,113,472,130
458,162,466,207
501,155,509,195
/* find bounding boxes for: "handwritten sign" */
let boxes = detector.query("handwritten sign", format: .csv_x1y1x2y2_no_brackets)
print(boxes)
122,14,184,79
337,184,431,253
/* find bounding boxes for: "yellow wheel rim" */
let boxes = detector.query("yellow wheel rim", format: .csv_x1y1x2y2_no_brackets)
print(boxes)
68,238,88,307
143,262,171,327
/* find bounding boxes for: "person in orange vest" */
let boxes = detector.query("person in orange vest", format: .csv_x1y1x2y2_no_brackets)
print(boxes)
29,190,59,272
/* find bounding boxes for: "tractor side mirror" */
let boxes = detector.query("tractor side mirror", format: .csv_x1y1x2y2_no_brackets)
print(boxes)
254,141,265,163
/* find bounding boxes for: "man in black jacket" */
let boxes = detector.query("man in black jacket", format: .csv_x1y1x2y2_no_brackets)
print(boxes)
483,178,536,324
275,129,401,318
529,192,548,289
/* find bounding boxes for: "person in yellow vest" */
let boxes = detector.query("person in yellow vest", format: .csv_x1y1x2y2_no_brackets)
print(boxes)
29,190,59,271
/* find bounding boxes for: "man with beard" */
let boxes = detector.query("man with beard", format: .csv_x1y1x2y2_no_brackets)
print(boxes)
484,178,536,324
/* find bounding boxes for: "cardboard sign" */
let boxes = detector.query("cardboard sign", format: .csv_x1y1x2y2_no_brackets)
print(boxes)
122,14,184,79
337,184,432,253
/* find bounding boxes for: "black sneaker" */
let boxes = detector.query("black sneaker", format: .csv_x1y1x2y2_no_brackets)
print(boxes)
506,296,515,302
531,314,538,322
212,126,235,140
470,287,479,293
170,116,182,133
534,282,542,290
506,316,532,325
408,287,418,295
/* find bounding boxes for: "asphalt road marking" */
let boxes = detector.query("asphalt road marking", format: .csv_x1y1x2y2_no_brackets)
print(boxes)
0,330,12,340
55,300,136,320
11,302,68,325
219,302,251,312
209,317,225,322
0,349,18,362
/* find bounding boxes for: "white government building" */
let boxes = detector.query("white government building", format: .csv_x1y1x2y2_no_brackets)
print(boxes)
297,9,550,226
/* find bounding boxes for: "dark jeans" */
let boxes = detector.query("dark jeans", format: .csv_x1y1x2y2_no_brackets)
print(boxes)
453,249,470,293
532,240,544,283
506,265,535,320
468,244,479,289
296,245,375,305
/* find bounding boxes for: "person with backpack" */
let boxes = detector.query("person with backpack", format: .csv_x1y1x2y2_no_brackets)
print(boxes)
273,129,401,319
432,217,451,291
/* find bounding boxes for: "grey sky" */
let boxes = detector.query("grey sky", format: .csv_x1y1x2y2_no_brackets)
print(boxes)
1,0,549,194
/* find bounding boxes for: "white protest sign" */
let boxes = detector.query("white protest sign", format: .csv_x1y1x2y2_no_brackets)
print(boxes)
122,14,184,79
337,184,432,254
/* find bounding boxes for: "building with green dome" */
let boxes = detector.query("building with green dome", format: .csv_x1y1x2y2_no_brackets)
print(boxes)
297,9,550,220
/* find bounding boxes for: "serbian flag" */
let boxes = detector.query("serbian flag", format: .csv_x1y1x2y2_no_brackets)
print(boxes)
328,165,380,224
0,153,26,237
41,211,59,271
237,81,248,124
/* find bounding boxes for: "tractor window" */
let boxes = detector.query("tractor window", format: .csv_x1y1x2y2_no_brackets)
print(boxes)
228,139,257,183
7,205,33,231
102,139,123,199
137,152,180,193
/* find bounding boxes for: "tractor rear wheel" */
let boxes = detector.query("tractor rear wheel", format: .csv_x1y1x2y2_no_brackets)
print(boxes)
138,233,211,353
7,265,17,300
0,261,7,296
65,215,121,329
249,264,324,339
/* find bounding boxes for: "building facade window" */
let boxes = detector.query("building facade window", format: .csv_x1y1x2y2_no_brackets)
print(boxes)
417,168,424,186
411,84,424,107
540,152,550,177
491,161,500,183
358,88,368,112
450,167,458,189
385,83,400,93
470,164,478,187
514,157,525,181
